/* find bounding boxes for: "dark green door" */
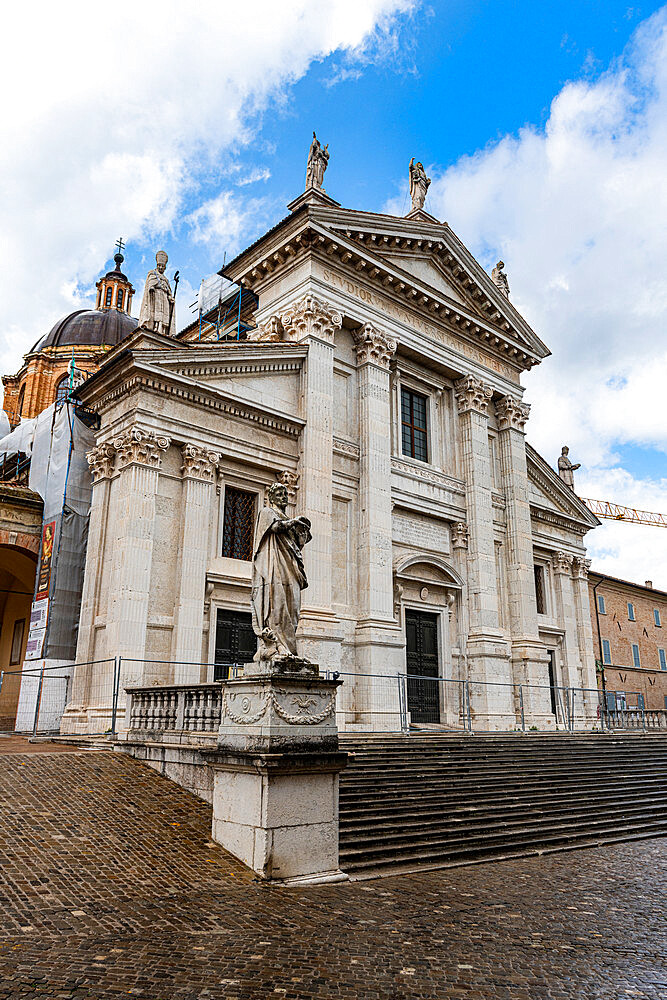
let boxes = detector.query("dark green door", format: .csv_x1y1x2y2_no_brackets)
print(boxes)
405,609,440,723
214,609,256,680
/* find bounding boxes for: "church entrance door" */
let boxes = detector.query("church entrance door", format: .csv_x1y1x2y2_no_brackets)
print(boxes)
214,609,256,680
405,609,440,724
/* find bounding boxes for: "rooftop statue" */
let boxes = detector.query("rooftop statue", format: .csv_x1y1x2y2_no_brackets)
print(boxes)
491,260,510,297
251,482,312,663
305,132,329,191
138,251,176,337
409,157,431,211
558,446,581,489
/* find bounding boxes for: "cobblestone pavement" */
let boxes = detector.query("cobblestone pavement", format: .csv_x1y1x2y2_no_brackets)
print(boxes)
0,751,665,1000
0,736,95,755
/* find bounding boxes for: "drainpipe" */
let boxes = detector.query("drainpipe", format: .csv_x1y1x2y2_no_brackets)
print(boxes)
592,576,608,713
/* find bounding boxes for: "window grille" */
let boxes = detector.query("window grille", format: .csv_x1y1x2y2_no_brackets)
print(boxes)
222,487,256,560
602,639,612,665
654,608,661,627
401,388,428,462
597,594,606,614
534,565,546,615
631,643,641,668
628,602,636,621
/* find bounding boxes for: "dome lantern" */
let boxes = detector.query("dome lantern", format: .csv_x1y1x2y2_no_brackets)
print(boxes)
95,237,135,314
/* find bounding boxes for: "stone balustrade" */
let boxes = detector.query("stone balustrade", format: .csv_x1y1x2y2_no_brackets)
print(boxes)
126,684,222,734
605,708,667,730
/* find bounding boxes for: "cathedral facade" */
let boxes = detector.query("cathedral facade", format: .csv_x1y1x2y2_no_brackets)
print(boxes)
62,185,599,734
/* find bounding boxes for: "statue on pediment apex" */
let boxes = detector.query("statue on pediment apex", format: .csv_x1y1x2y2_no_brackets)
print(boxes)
491,260,510,297
305,132,329,191
558,446,581,489
409,157,431,211
138,251,177,336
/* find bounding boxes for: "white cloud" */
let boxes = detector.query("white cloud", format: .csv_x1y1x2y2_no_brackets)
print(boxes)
404,8,667,586
0,0,414,380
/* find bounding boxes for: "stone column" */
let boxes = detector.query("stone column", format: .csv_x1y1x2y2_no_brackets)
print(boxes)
454,375,512,725
351,324,404,721
572,556,598,722
495,395,549,715
61,442,116,734
105,427,170,689
280,295,342,667
172,444,220,678
552,551,584,717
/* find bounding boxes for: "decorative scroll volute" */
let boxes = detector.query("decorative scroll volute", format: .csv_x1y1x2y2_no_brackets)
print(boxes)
86,442,116,482
495,395,531,433
553,550,574,575
113,427,171,470
352,323,397,369
181,443,220,482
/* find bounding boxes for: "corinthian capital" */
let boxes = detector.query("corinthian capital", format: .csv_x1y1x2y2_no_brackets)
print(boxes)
553,551,574,575
247,315,283,342
454,375,493,415
495,395,531,432
352,323,397,368
113,426,171,470
86,442,116,482
572,556,592,580
181,443,220,481
279,294,342,344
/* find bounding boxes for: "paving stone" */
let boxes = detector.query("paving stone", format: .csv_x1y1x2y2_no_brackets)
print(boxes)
0,751,664,999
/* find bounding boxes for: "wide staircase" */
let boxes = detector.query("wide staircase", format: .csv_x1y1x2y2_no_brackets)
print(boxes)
338,733,667,877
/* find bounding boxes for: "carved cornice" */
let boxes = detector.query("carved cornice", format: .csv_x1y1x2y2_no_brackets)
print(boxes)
451,521,469,550
352,323,397,368
572,556,592,580
495,395,531,433
113,427,171,470
454,375,493,415
181,443,220,482
333,437,360,459
530,505,589,536
276,470,299,500
86,442,116,482
553,551,574,575
280,294,342,344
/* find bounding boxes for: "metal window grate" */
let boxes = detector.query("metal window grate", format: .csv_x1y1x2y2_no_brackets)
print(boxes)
401,388,428,462
222,487,255,560
534,565,546,615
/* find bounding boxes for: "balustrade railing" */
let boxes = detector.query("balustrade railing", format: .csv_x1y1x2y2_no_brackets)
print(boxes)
126,683,223,734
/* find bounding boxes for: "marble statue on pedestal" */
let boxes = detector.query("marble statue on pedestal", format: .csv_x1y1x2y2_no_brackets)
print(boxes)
305,132,329,191
409,157,431,211
251,482,312,662
558,446,581,489
492,260,510,297
138,251,176,336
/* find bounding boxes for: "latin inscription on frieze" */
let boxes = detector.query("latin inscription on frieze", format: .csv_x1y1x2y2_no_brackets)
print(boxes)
392,511,450,554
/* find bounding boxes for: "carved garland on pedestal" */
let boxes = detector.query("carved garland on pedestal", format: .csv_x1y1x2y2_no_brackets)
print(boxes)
352,323,397,368
454,374,493,415
221,687,337,726
279,294,342,344
495,395,531,432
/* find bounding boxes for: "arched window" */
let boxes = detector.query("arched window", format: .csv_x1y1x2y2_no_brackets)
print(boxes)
54,375,70,407
105,286,113,307
116,288,124,310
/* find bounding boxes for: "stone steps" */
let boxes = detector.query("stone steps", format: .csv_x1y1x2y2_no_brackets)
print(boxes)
337,734,667,876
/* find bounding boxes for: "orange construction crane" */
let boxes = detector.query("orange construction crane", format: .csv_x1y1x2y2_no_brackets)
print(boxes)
582,498,667,528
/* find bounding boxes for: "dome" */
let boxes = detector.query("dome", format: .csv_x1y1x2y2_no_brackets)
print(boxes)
31,308,137,353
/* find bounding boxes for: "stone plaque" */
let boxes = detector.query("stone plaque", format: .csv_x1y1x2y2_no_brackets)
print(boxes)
392,512,450,554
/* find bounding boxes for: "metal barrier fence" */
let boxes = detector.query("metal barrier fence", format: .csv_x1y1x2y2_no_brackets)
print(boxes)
3,655,666,737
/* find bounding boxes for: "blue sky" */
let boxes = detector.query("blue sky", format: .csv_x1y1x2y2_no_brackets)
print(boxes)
2,0,667,583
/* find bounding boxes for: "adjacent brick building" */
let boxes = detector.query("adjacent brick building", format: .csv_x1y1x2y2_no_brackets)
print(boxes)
588,571,667,712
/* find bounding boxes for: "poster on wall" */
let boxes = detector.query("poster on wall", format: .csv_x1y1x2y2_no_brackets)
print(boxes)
29,598,49,632
35,520,56,601
25,628,46,660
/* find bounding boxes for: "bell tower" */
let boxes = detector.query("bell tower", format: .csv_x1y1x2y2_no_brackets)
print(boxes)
95,238,135,313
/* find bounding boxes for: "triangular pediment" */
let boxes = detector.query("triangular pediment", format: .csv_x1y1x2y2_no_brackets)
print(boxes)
383,253,469,307
527,443,599,529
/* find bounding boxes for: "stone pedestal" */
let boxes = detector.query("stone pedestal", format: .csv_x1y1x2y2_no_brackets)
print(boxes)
212,658,347,884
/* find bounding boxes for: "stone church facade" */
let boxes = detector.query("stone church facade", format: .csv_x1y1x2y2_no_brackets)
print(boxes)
62,187,599,734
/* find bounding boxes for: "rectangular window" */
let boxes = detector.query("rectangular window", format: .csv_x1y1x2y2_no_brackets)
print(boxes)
654,608,661,627
601,639,612,665
627,602,635,621
597,594,606,614
221,486,256,561
10,619,25,665
534,565,546,615
631,643,641,668
105,287,113,307
659,648,666,670
401,388,428,463
116,288,124,309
